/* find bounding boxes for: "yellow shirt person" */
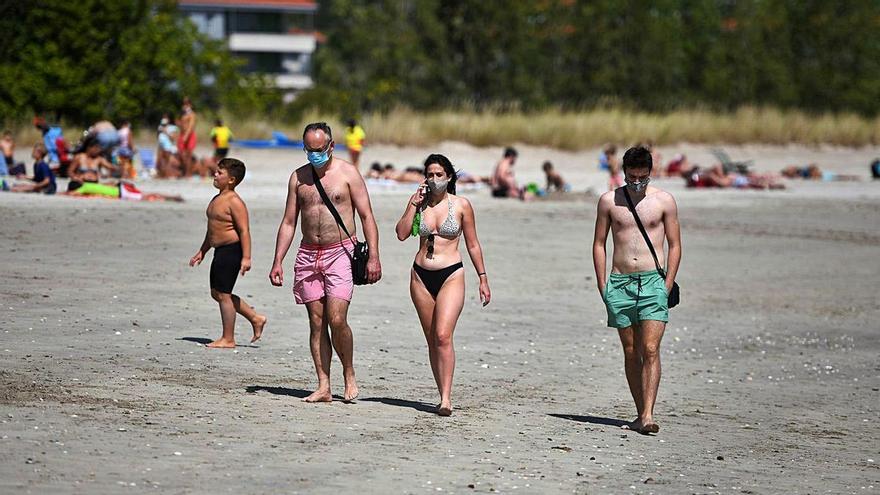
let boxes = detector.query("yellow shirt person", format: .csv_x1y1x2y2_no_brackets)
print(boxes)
210,120,233,158
344,119,366,170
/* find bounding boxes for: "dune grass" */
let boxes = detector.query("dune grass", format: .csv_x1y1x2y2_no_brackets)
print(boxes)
228,106,880,150
8,106,880,151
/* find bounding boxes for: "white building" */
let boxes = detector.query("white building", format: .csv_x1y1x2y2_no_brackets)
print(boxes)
179,0,319,93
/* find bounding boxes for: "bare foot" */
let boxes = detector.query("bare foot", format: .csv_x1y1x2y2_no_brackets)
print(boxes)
343,378,359,403
624,418,645,432
302,389,332,403
639,422,660,434
251,315,267,343
437,401,452,416
620,418,640,430
206,338,236,349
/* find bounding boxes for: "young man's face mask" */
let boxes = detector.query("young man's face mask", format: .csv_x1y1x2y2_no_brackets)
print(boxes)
625,177,650,193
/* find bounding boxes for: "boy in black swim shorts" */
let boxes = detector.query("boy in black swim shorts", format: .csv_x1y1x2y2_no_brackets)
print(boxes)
190,158,267,348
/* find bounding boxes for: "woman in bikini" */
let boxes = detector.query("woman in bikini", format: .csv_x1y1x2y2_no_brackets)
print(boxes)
395,154,491,416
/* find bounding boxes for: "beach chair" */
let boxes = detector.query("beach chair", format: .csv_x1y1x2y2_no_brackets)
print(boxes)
710,148,753,175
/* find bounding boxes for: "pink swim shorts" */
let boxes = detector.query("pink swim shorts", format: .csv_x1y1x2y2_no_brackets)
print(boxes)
293,237,355,304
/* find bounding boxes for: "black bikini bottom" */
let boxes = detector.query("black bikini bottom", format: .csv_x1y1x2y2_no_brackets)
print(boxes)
413,262,463,298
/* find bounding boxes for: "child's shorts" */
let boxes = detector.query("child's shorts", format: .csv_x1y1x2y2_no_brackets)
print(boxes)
604,269,669,328
210,242,242,294
293,237,355,304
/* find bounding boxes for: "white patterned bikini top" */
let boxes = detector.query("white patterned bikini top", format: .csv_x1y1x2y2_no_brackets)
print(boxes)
419,196,461,238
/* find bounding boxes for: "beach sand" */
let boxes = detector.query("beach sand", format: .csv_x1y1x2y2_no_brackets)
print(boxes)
1,142,878,494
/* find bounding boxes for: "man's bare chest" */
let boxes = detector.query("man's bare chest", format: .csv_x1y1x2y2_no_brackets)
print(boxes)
610,203,663,230
297,183,349,209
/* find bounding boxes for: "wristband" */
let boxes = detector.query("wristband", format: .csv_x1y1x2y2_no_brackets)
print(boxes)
477,272,487,277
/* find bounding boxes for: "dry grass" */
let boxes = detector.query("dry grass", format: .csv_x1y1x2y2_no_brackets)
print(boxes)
8,106,879,150
355,106,880,149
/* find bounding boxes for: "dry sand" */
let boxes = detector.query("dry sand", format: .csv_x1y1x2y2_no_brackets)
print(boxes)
1,142,879,494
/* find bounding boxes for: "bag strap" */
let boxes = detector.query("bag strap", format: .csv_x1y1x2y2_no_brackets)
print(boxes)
622,187,666,277
311,165,355,253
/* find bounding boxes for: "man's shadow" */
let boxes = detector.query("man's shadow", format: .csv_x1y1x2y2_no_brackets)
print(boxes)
245,385,311,399
548,413,630,428
243,387,437,412
177,337,259,348
360,397,437,414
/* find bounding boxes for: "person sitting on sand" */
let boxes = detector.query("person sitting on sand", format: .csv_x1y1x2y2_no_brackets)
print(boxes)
69,139,117,183
780,164,860,182
593,145,681,435
543,161,571,193
190,158,266,348
11,143,56,194
0,130,16,176
395,154,491,416
116,120,136,179
156,124,182,179
65,180,183,202
491,147,522,198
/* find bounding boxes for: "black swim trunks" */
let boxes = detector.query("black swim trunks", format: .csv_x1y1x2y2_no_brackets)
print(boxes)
214,147,229,159
210,242,242,294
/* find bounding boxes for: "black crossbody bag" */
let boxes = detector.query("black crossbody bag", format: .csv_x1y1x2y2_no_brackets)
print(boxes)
311,166,370,285
623,188,680,308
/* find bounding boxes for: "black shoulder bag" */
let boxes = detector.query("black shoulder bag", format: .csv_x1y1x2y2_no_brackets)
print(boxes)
623,188,680,308
311,166,370,285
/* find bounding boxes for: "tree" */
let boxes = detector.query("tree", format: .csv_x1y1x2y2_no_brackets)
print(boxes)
0,0,262,125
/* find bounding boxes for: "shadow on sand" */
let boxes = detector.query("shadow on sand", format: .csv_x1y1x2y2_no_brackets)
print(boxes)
245,386,353,402
360,397,437,414
548,413,630,428
177,337,259,348
245,386,312,399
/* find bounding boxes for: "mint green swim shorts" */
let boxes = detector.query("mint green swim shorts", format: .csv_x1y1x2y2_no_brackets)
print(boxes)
603,269,669,328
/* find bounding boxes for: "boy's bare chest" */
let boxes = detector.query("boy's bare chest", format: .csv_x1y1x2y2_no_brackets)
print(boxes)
206,198,231,221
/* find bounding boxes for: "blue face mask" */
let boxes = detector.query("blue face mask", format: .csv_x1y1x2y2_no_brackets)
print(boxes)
307,150,330,168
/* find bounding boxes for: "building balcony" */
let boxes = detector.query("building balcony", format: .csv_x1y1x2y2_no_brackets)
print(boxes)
274,73,313,90
228,32,316,53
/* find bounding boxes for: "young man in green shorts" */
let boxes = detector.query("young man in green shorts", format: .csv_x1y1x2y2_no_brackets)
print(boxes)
592,145,681,434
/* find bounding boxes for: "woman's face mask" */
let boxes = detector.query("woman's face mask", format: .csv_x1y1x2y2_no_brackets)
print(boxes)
427,178,449,193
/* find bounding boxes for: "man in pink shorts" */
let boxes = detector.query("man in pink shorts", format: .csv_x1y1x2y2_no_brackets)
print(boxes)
270,122,382,403
293,237,357,304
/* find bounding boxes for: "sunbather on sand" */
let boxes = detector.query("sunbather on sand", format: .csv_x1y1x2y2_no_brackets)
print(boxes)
65,180,183,202
681,163,785,190
780,164,860,181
